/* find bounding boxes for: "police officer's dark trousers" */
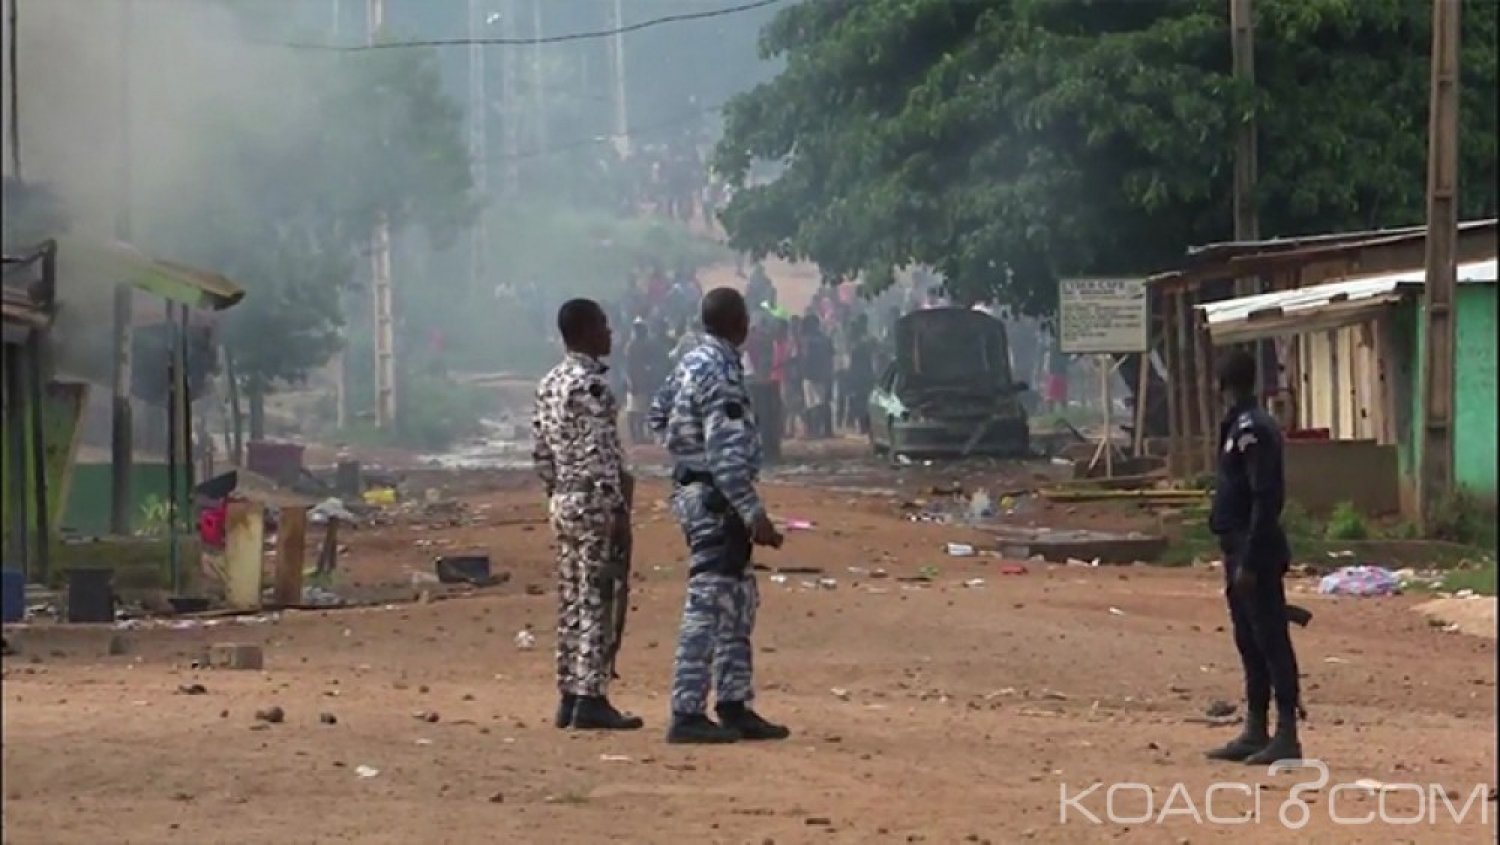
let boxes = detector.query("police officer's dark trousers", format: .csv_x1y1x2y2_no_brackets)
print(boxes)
1221,535,1300,723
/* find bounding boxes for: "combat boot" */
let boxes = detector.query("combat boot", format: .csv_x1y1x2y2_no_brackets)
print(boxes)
555,694,577,729
571,696,644,731
666,713,741,744
1205,711,1269,762
716,701,791,741
1243,718,1302,766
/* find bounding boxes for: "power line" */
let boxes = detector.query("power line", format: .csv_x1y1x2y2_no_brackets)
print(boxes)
283,0,784,51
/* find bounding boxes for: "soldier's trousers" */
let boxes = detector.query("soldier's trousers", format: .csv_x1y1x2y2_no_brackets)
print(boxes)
550,493,612,698
669,571,759,715
1222,539,1300,720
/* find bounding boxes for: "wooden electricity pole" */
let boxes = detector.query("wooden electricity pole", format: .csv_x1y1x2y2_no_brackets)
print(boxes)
367,0,397,428
499,0,519,195
1230,0,1265,392
467,0,489,296
1229,0,1260,249
608,0,630,158
1419,0,1460,528
329,0,348,429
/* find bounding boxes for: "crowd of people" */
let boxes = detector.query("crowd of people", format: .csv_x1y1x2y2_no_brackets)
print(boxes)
611,262,911,444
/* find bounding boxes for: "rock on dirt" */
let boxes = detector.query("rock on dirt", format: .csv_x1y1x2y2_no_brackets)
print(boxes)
254,706,285,724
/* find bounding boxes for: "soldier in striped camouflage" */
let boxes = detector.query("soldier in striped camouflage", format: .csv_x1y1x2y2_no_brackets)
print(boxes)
649,287,791,744
533,298,643,732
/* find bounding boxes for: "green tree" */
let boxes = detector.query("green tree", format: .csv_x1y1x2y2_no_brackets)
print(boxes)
714,0,1498,315
147,46,473,438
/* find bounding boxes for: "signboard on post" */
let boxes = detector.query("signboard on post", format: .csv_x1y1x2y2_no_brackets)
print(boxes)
1058,278,1149,354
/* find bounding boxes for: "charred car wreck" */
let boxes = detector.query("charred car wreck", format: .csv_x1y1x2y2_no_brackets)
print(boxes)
867,308,1030,458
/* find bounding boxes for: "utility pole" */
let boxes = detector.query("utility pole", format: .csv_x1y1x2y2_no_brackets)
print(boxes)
109,0,135,535
608,0,630,159
1229,0,1265,390
498,0,519,195
1419,0,1460,529
367,0,397,428
467,0,489,296
329,0,348,429
530,0,546,152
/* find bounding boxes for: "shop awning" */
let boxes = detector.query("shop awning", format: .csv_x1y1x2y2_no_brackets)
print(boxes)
56,238,245,311
1196,259,1497,345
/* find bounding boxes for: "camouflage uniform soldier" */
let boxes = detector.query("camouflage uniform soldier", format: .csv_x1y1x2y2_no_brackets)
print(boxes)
649,287,791,744
532,299,643,731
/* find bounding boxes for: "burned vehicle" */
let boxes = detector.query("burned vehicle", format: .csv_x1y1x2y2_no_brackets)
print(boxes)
867,308,1030,458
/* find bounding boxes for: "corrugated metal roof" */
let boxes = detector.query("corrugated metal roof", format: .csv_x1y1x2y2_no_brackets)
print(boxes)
1200,258,1494,327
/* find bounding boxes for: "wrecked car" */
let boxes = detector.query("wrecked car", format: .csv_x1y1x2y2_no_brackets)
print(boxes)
867,308,1030,458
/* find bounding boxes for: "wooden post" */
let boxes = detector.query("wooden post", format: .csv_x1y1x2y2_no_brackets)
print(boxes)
1420,0,1460,528
1163,290,1182,472
273,506,307,607
110,284,134,534
27,335,50,583
224,501,264,610
1133,349,1151,457
5,349,29,576
317,518,341,576
1192,300,1216,474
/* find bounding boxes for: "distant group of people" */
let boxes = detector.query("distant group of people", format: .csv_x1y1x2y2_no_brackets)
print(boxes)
613,262,898,444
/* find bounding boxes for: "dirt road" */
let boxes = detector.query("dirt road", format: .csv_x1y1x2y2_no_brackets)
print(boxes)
3,469,1495,843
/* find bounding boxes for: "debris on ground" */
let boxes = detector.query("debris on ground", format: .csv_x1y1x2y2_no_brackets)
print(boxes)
945,543,976,557
311,498,362,526
1318,566,1401,597
254,706,285,724
354,765,380,779
1205,699,1237,718
514,628,537,650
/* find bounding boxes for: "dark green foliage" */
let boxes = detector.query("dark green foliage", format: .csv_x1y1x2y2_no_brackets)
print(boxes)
714,0,1498,314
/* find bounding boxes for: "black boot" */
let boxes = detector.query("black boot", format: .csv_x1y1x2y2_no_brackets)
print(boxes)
665,713,740,744
1205,711,1269,762
716,701,791,741
555,694,577,729
1243,717,1302,765
571,696,644,731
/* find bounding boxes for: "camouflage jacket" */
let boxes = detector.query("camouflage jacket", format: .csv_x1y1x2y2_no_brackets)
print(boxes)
649,335,765,524
532,352,626,510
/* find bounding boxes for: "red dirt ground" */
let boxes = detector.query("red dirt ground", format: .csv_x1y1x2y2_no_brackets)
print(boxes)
3,465,1496,843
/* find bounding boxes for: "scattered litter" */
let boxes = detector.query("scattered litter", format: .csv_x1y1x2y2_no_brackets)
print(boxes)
514,629,536,650
414,738,433,746
895,455,914,466
301,585,344,606
1108,607,1126,616
355,765,380,779
254,706,285,724
830,687,851,701
816,578,838,590
769,574,789,585
999,564,1028,576
945,543,976,557
784,519,815,531
600,754,632,763
310,498,360,526
362,487,397,506
1352,779,1396,793
1318,566,1401,597
918,565,940,581
870,568,889,579
968,490,994,520
1323,656,1349,664
963,578,986,589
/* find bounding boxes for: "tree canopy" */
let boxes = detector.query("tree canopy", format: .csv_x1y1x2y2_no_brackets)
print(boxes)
145,45,473,409
713,0,1499,316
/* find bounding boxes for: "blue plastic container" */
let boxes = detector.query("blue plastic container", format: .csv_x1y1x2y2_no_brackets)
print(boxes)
1,569,25,623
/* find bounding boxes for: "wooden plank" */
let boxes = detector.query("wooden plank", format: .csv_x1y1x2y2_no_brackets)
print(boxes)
224,501,264,611
1163,293,1181,471
273,506,307,607
1133,350,1151,457
1192,297,1216,474
1327,329,1341,437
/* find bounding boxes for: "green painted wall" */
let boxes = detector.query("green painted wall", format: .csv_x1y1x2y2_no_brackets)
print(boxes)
60,462,183,537
1,377,87,575
1396,285,1498,499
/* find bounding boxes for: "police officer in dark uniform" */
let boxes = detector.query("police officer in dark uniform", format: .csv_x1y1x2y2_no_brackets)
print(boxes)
1205,349,1303,765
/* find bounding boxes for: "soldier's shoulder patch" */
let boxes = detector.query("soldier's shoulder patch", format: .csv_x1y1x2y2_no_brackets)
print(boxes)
1234,431,1259,452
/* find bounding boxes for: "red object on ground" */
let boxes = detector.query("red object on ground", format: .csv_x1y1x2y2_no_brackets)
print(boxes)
999,564,1028,576
198,500,227,549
